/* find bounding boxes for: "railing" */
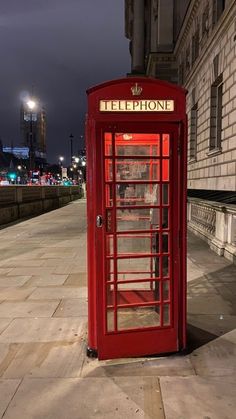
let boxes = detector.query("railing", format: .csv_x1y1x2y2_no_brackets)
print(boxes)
188,197,236,263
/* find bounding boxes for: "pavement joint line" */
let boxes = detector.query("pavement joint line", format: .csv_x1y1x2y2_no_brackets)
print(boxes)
1,377,23,418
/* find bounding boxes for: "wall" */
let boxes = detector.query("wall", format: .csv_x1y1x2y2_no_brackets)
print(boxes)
0,185,83,226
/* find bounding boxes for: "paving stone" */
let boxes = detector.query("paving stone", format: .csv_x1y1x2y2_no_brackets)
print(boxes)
160,375,236,419
0,276,31,287
81,354,195,378
64,273,87,287
2,340,86,379
1,260,45,268
52,261,87,275
0,301,60,318
0,318,86,343
0,379,21,417
187,294,233,315
53,299,88,317
0,268,13,275
25,274,68,286
188,313,236,336
8,267,54,276
0,287,36,301
3,376,164,419
190,330,236,377
28,286,87,300
0,320,12,335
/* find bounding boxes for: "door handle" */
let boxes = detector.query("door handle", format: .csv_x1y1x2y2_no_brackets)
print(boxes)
96,215,103,228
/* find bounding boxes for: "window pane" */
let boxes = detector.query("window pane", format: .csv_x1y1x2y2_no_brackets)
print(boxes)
104,159,113,181
117,233,159,255
104,132,112,156
115,133,160,156
117,305,161,330
117,208,159,231
117,256,158,280
116,183,160,207
162,134,170,156
107,308,114,332
117,282,160,304
163,304,170,325
116,159,160,181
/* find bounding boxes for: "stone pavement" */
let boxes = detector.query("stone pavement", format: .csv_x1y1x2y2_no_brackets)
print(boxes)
0,199,235,418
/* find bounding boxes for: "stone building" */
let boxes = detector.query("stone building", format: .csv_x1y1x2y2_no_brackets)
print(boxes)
20,101,46,166
125,0,236,262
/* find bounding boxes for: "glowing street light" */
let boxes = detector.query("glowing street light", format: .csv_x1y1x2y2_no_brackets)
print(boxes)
27,100,36,110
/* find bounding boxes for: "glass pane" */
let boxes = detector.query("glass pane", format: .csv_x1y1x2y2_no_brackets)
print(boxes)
117,281,160,304
162,208,169,228
104,159,113,181
107,284,114,306
163,281,170,300
162,256,169,277
116,160,160,181
117,233,159,255
106,259,114,282
117,208,153,231
104,132,112,156
117,305,161,330
163,304,170,325
105,184,113,207
162,160,169,181
162,233,169,253
115,133,160,156
107,308,114,332
106,235,114,256
116,184,160,207
117,257,157,279
162,184,169,205
162,134,170,156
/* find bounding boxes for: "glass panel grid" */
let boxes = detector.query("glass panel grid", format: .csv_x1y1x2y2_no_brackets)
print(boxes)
104,131,173,333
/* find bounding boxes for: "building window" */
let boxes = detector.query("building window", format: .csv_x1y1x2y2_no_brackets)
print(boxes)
192,25,200,65
209,73,223,151
202,3,209,38
212,0,225,26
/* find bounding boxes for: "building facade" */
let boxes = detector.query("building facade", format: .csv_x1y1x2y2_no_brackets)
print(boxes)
125,0,236,261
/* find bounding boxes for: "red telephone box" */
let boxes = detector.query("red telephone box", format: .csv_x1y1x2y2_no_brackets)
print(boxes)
86,77,187,360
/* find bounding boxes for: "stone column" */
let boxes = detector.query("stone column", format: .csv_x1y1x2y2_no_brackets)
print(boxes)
132,0,145,73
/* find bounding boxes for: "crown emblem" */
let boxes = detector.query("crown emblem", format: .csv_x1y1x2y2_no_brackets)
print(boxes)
131,83,142,96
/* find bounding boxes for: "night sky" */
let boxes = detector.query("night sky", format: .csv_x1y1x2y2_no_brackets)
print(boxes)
0,0,130,163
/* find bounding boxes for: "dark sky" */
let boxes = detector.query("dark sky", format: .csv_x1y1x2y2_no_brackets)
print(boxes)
0,0,130,163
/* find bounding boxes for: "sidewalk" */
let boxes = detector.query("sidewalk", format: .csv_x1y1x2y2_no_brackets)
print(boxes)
0,199,235,418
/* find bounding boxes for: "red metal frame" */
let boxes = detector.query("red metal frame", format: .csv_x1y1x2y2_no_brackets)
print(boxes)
86,77,187,360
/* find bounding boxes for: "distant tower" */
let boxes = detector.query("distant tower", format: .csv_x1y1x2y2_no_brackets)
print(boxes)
20,100,46,164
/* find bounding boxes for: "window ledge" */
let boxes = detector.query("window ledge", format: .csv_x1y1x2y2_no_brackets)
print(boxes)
206,148,222,157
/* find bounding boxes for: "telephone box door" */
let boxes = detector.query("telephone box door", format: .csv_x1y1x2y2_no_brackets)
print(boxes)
95,123,182,360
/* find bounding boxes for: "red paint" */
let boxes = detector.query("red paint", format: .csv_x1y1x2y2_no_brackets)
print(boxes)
86,77,187,360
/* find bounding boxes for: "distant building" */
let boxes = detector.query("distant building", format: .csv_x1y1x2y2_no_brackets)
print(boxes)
3,146,29,159
125,0,236,261
20,101,46,162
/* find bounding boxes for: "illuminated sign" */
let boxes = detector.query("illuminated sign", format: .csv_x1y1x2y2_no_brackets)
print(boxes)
99,100,174,112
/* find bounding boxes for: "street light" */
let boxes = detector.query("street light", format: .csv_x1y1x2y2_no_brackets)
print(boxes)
26,99,37,173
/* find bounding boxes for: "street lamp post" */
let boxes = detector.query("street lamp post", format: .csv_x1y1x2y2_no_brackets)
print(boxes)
59,156,64,181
